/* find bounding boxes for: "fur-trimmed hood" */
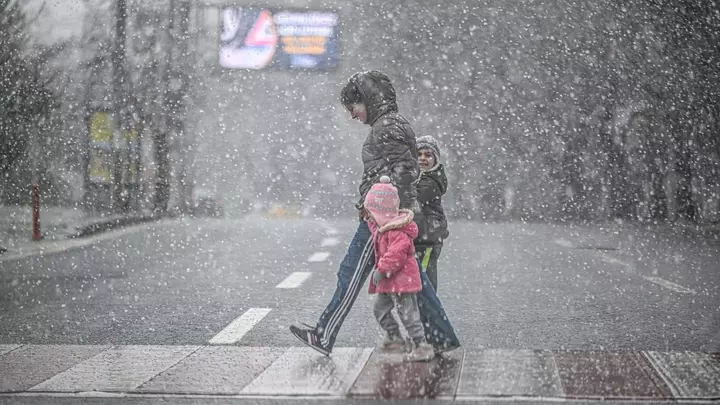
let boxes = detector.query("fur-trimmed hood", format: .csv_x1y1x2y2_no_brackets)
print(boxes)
378,209,417,238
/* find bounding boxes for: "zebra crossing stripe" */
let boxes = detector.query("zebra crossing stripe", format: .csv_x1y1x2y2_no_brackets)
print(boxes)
241,347,372,396
455,349,562,397
1,345,719,399
137,346,285,395
0,345,111,392
644,351,720,399
30,346,199,393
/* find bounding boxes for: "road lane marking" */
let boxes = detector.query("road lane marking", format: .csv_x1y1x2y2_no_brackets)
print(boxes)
553,239,574,248
320,237,339,247
642,276,697,295
209,308,271,344
588,251,637,275
275,272,312,289
590,251,695,294
597,253,632,268
308,252,330,262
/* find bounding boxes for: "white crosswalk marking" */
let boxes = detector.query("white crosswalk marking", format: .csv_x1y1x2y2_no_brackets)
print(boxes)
30,346,198,392
308,252,330,262
456,349,563,397
137,346,285,394
321,237,340,247
242,347,373,395
276,272,312,289
209,308,271,344
644,351,720,398
0,345,111,392
1,345,719,399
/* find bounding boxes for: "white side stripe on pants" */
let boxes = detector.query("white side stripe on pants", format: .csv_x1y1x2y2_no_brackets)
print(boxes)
320,236,374,347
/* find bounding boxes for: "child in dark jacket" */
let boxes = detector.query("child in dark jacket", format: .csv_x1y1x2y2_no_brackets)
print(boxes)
414,136,450,292
365,176,434,362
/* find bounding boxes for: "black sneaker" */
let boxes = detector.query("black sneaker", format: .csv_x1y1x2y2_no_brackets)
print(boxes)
289,325,330,356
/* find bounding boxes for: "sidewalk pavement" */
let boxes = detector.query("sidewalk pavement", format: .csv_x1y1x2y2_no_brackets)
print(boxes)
0,344,718,400
0,205,159,257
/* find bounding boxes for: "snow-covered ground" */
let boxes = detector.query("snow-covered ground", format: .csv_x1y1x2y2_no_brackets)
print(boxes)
0,205,121,252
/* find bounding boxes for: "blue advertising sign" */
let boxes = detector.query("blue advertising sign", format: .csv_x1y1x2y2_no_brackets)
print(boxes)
219,7,340,71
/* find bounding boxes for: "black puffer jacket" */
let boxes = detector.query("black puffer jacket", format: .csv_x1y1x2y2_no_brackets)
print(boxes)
414,164,449,246
350,71,419,210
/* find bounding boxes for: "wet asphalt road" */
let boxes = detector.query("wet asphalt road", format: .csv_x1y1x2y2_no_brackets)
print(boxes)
1,214,718,352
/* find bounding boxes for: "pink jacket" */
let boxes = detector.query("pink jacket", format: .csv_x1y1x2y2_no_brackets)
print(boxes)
367,209,422,294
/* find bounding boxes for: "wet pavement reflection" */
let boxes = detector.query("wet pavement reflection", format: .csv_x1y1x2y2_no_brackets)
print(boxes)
350,349,463,399
1,345,719,399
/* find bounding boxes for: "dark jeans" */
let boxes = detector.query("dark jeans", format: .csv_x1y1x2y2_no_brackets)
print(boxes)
315,220,460,350
416,244,442,292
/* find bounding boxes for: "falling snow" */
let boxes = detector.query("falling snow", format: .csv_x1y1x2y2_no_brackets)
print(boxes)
1,0,719,399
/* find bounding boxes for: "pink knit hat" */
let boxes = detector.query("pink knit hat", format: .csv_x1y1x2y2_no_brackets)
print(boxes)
364,176,400,227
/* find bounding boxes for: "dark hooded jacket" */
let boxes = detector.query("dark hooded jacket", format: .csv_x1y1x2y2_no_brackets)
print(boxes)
345,71,419,210
414,164,450,246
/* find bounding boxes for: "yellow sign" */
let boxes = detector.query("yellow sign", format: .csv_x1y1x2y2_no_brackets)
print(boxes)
90,112,113,144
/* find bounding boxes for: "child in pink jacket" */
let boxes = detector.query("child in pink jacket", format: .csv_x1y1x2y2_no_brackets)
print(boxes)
365,176,434,362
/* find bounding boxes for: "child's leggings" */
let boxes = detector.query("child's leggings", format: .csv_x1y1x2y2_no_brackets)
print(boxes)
373,293,425,345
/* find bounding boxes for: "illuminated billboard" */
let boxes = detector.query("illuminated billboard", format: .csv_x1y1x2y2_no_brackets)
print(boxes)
219,7,340,70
